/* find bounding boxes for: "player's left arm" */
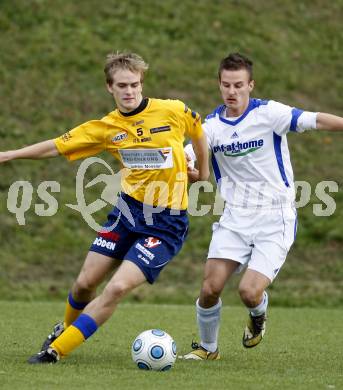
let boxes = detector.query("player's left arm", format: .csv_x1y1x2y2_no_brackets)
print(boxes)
316,112,343,132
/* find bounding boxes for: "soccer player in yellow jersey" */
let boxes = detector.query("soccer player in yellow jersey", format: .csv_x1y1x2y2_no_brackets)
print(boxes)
0,52,209,364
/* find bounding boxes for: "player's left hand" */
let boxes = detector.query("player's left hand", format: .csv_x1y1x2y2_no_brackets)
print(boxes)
187,166,200,183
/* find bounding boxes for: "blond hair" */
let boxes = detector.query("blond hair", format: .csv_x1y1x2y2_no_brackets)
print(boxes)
104,52,149,85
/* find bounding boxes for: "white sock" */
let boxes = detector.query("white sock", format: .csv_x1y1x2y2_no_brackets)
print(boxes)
249,291,268,317
196,298,222,353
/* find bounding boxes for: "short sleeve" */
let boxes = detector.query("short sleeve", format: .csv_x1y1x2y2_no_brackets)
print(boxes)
202,120,214,148
269,100,318,135
174,100,204,140
54,120,107,161
268,101,297,136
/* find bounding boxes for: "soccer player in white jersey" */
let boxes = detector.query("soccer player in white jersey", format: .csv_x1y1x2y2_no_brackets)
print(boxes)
183,53,343,360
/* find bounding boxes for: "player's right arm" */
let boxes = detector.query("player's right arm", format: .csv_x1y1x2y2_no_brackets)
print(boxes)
0,140,59,163
184,121,212,183
189,133,209,181
184,114,209,182
0,117,109,164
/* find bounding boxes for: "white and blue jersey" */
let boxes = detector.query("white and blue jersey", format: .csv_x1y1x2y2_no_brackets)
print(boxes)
183,98,318,280
192,98,318,280
204,98,317,208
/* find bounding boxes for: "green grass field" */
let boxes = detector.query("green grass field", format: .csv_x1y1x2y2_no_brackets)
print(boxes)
0,301,342,389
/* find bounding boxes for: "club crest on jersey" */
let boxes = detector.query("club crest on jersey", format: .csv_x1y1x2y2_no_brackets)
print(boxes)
111,131,128,144
144,237,162,248
158,149,171,161
213,139,264,157
61,131,72,143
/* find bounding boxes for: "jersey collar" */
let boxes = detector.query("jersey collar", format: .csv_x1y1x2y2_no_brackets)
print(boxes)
218,98,258,126
119,97,149,117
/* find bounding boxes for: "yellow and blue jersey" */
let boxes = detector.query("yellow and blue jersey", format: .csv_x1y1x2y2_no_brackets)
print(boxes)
54,98,203,209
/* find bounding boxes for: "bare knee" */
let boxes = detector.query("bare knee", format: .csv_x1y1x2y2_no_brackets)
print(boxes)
199,281,223,308
82,281,130,326
73,277,97,296
72,274,98,298
238,284,263,307
101,281,130,306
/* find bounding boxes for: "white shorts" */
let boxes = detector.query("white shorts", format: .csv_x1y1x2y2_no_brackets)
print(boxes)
207,205,297,282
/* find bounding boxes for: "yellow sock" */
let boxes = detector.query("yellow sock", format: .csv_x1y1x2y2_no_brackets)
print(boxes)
51,325,85,358
51,314,98,358
64,305,82,328
64,292,89,328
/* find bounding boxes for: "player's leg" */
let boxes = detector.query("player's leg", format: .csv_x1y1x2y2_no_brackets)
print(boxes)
36,203,134,355
49,260,146,358
82,260,146,324
240,206,297,348
29,232,184,363
183,222,251,360
28,194,189,364
66,251,120,326
239,268,271,309
40,252,120,351
199,259,238,308
182,258,239,360
28,260,147,364
239,269,270,348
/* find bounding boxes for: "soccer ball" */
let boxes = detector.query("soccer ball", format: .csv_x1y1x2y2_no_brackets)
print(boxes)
131,329,177,371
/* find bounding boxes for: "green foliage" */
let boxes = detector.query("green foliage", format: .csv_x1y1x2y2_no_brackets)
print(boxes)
0,0,342,304
0,302,342,389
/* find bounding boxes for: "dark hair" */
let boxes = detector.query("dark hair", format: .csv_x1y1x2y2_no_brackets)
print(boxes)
218,53,253,81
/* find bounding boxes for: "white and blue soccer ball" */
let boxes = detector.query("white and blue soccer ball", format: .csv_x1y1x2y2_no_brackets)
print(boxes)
131,329,177,371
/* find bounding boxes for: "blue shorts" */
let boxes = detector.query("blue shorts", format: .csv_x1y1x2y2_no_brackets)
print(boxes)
89,193,189,284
